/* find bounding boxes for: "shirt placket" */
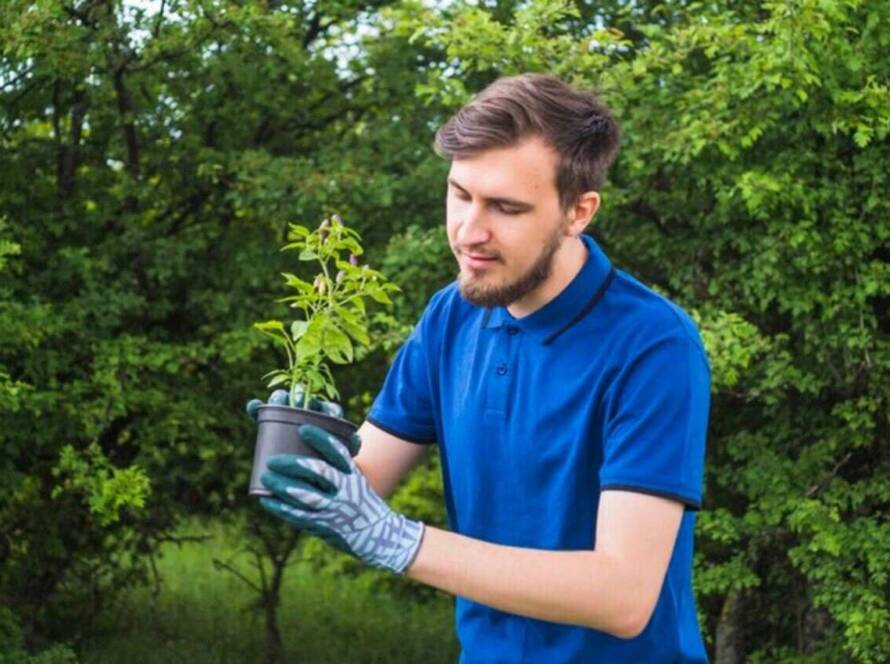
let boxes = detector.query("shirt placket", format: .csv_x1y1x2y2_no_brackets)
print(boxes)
487,324,521,416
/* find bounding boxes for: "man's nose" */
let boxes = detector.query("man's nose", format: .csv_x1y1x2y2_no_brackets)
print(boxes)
456,203,491,246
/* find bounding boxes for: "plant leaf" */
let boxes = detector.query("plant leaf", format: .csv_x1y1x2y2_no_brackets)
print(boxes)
296,317,324,358
266,373,290,388
287,224,310,238
291,320,309,341
335,307,370,347
322,319,353,364
254,320,286,334
366,283,393,305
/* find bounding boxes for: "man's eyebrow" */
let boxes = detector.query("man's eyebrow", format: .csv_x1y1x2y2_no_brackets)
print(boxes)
447,177,534,209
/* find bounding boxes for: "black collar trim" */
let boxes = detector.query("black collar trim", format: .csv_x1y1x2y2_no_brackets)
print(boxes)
542,267,616,346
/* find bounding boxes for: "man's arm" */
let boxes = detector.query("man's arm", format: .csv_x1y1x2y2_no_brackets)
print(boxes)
406,490,684,639
260,427,684,637
353,421,429,498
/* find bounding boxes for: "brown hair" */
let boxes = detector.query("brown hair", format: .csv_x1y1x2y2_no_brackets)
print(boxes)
434,73,621,211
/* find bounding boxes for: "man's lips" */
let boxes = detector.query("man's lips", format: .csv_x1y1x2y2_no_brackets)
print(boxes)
459,251,500,270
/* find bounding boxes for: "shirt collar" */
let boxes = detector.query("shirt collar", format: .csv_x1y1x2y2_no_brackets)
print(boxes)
481,234,614,345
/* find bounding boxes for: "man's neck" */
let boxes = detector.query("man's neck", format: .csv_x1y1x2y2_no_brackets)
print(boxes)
507,236,588,319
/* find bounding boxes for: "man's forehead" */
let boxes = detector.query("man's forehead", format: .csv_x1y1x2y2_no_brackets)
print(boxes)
447,138,559,197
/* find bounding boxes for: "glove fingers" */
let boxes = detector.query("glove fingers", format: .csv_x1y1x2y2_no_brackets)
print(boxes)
290,457,346,490
314,400,344,419
298,424,352,473
287,385,344,418
268,389,290,406
344,432,361,457
252,385,347,429
245,399,263,421
266,454,338,494
261,470,332,510
259,497,352,554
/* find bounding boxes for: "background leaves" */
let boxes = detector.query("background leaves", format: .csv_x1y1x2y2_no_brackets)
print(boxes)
0,1,887,662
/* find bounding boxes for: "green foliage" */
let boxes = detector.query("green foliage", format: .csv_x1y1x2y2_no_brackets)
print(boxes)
0,221,29,412
254,215,398,407
0,0,438,648
1,0,886,661
0,219,20,272
380,225,455,325
0,0,454,654
0,607,77,664
51,444,150,527
692,309,770,390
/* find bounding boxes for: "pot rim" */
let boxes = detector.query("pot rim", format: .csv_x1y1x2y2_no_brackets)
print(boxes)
256,403,357,429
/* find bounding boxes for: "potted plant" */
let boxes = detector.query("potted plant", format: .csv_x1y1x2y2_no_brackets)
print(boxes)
248,214,399,496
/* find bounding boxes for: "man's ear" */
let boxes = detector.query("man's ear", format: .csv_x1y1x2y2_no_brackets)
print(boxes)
566,191,601,235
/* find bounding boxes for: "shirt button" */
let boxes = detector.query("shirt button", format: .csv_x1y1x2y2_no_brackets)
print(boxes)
506,326,520,336
496,364,508,376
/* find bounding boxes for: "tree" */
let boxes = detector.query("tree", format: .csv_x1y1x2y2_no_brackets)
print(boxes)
0,0,448,656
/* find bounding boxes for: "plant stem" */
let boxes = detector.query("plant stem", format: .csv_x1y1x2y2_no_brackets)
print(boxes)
301,361,313,409
318,245,335,310
289,376,299,410
283,336,294,372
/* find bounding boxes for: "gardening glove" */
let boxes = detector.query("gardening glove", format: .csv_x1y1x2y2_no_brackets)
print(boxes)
259,424,425,575
245,386,344,421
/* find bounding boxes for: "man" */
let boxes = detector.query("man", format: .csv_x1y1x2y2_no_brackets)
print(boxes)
258,73,711,662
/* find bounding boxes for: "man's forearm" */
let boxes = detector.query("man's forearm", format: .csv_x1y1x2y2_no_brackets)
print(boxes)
405,526,649,638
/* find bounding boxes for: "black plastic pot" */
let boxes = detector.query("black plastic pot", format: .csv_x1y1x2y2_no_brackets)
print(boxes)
249,404,358,497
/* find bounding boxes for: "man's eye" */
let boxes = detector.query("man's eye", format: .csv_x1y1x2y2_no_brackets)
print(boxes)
498,205,523,215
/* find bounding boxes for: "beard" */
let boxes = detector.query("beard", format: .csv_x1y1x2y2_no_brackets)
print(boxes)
456,223,564,308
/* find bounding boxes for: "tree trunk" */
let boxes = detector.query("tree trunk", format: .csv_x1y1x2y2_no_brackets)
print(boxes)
714,592,743,664
801,604,831,656
262,597,283,664
112,66,140,182
253,525,299,664
53,83,87,200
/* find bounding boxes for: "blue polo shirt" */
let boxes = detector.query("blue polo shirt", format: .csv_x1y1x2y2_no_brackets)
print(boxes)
369,233,710,663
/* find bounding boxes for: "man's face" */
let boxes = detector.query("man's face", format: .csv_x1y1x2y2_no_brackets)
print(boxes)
446,136,570,309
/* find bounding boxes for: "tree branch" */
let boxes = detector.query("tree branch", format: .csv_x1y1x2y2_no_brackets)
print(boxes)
213,557,263,594
148,549,162,604
58,86,87,199
805,452,853,498
0,65,35,92
252,548,271,596
112,64,140,181
157,533,214,546
302,12,325,49
151,0,168,39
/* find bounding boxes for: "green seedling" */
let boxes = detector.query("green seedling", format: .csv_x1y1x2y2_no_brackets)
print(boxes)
254,214,399,410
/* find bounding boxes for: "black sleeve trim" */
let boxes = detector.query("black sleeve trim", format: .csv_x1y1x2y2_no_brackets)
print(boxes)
600,484,702,511
367,416,437,446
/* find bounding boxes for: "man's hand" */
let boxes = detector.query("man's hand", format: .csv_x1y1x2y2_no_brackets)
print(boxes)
259,424,425,575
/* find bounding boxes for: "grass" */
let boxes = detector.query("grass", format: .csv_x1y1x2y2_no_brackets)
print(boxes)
79,520,460,663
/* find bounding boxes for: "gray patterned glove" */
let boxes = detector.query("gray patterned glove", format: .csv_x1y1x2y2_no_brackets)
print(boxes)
259,424,425,575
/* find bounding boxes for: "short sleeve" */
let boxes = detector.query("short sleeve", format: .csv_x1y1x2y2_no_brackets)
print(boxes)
599,334,710,509
367,308,439,445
